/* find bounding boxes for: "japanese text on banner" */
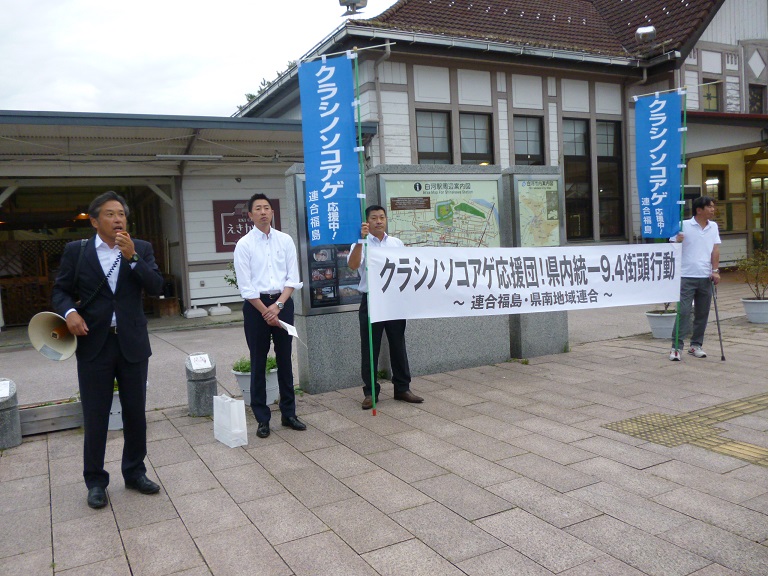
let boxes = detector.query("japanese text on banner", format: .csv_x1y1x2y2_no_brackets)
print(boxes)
298,54,362,246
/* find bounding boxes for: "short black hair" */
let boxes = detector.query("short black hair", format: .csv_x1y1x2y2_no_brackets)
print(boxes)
365,204,386,218
248,193,272,213
88,191,130,219
692,195,715,216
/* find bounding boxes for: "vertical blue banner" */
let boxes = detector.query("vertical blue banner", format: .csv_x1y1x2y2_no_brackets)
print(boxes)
299,54,362,247
635,92,682,238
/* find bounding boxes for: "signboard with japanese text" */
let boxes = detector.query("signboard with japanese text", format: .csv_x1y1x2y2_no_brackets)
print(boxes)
367,244,681,322
635,91,683,238
298,54,362,247
515,177,561,247
213,199,281,253
380,175,501,247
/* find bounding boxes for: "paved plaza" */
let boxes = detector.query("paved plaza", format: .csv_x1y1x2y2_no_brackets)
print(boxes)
1,275,768,575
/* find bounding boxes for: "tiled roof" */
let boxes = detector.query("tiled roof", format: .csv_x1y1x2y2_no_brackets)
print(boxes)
354,0,723,59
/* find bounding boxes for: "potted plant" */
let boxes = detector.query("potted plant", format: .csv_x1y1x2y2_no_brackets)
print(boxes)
231,355,279,405
738,249,768,323
645,302,678,339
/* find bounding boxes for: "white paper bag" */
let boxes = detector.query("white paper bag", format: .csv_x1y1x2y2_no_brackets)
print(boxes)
213,394,248,448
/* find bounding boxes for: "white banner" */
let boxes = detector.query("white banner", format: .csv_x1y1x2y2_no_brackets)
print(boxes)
367,244,681,322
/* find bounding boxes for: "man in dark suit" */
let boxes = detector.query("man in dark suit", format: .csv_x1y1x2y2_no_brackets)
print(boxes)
52,191,164,509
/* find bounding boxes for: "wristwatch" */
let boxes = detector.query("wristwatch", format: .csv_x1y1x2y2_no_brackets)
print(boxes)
276,301,284,310
130,253,140,263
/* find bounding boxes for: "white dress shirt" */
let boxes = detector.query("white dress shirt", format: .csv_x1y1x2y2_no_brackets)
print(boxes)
233,226,303,300
348,233,405,293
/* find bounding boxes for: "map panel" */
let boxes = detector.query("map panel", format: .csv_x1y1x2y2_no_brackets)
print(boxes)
383,178,500,248
517,178,560,247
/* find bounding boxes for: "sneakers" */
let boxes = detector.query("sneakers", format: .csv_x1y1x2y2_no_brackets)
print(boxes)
688,345,707,358
669,348,681,361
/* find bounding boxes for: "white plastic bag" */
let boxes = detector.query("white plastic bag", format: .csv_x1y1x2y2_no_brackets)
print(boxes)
213,394,248,448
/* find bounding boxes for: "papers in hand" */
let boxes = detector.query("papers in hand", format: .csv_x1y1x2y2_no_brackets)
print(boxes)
278,320,307,348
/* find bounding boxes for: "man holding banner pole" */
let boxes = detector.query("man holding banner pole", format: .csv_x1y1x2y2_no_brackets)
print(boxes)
348,205,423,410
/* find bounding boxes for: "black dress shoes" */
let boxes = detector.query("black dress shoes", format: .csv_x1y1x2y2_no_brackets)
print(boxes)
281,415,307,431
394,390,424,403
125,475,161,494
87,487,108,509
257,422,270,438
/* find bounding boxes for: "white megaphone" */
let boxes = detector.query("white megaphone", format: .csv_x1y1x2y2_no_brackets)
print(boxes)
28,312,77,361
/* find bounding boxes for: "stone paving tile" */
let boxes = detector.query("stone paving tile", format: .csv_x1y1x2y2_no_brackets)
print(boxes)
146,435,199,468
344,409,415,436
343,469,433,514
742,491,768,515
476,508,602,573
300,409,359,434
498,453,598,493
400,411,469,438
559,555,646,576
507,433,596,465
455,414,532,442
273,424,340,452
570,436,670,469
276,531,379,576
146,418,182,442
428,387,487,407
569,390,650,412
653,487,768,541
432,449,519,487
686,565,742,576
366,447,446,483
413,473,514,521
659,519,768,575
195,524,291,576
0,549,52,576
155,459,220,499
363,538,468,576
193,441,255,471
571,417,649,446
565,514,712,576
173,487,250,537
247,440,316,474
514,416,595,443
456,546,556,575
646,459,768,504
109,487,179,531
0,505,50,559
443,428,528,461
387,429,461,462
524,391,593,409
240,492,327,545
276,463,356,509
55,555,132,575
52,510,122,572
477,388,540,408
213,461,284,503
0,451,52,483
328,425,399,456
392,502,504,564
569,457,680,498
471,401,542,424
47,429,84,461
728,413,768,431
487,477,600,528
306,443,381,479
0,473,49,514
314,496,413,554
51,481,99,524
175,419,217,446
121,518,204,576
568,481,691,535
723,463,768,487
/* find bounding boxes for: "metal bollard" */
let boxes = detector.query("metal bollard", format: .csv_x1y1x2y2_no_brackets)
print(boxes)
0,378,22,449
185,353,217,417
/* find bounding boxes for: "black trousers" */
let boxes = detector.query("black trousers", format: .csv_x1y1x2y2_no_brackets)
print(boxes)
243,297,296,423
77,332,148,489
358,296,411,398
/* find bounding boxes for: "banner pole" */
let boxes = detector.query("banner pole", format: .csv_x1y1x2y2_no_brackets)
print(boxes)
353,48,377,416
674,90,688,353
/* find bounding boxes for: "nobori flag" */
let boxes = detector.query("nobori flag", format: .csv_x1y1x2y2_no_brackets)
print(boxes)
299,54,362,247
635,92,682,239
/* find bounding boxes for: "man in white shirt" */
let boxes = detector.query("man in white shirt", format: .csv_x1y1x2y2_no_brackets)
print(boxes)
234,193,305,438
669,195,721,361
348,205,423,410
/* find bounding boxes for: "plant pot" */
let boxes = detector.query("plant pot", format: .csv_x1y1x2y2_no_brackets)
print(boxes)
108,391,123,431
741,298,768,324
232,369,280,406
265,369,279,406
645,311,677,339
19,399,83,436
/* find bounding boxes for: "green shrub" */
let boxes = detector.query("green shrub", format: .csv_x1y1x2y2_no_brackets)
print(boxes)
232,355,278,372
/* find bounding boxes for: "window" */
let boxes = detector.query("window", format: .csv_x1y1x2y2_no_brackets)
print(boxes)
749,84,766,114
596,121,624,238
563,119,593,240
702,80,720,112
416,111,451,164
459,113,493,164
705,168,727,200
513,116,544,165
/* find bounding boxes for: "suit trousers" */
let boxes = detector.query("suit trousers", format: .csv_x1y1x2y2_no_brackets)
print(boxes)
243,297,296,423
77,332,148,489
358,296,411,398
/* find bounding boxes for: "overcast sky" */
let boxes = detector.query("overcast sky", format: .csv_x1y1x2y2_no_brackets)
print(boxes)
0,0,396,118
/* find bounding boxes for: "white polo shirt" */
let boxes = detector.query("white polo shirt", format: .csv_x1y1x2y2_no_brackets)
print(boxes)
675,217,721,278
348,233,404,293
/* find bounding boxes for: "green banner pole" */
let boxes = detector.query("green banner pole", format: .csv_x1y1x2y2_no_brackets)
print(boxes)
674,90,688,353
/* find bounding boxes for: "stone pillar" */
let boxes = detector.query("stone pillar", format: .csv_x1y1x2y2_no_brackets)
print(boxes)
0,379,22,449
185,353,217,417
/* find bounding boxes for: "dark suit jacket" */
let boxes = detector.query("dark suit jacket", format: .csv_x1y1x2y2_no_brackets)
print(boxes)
51,236,164,363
